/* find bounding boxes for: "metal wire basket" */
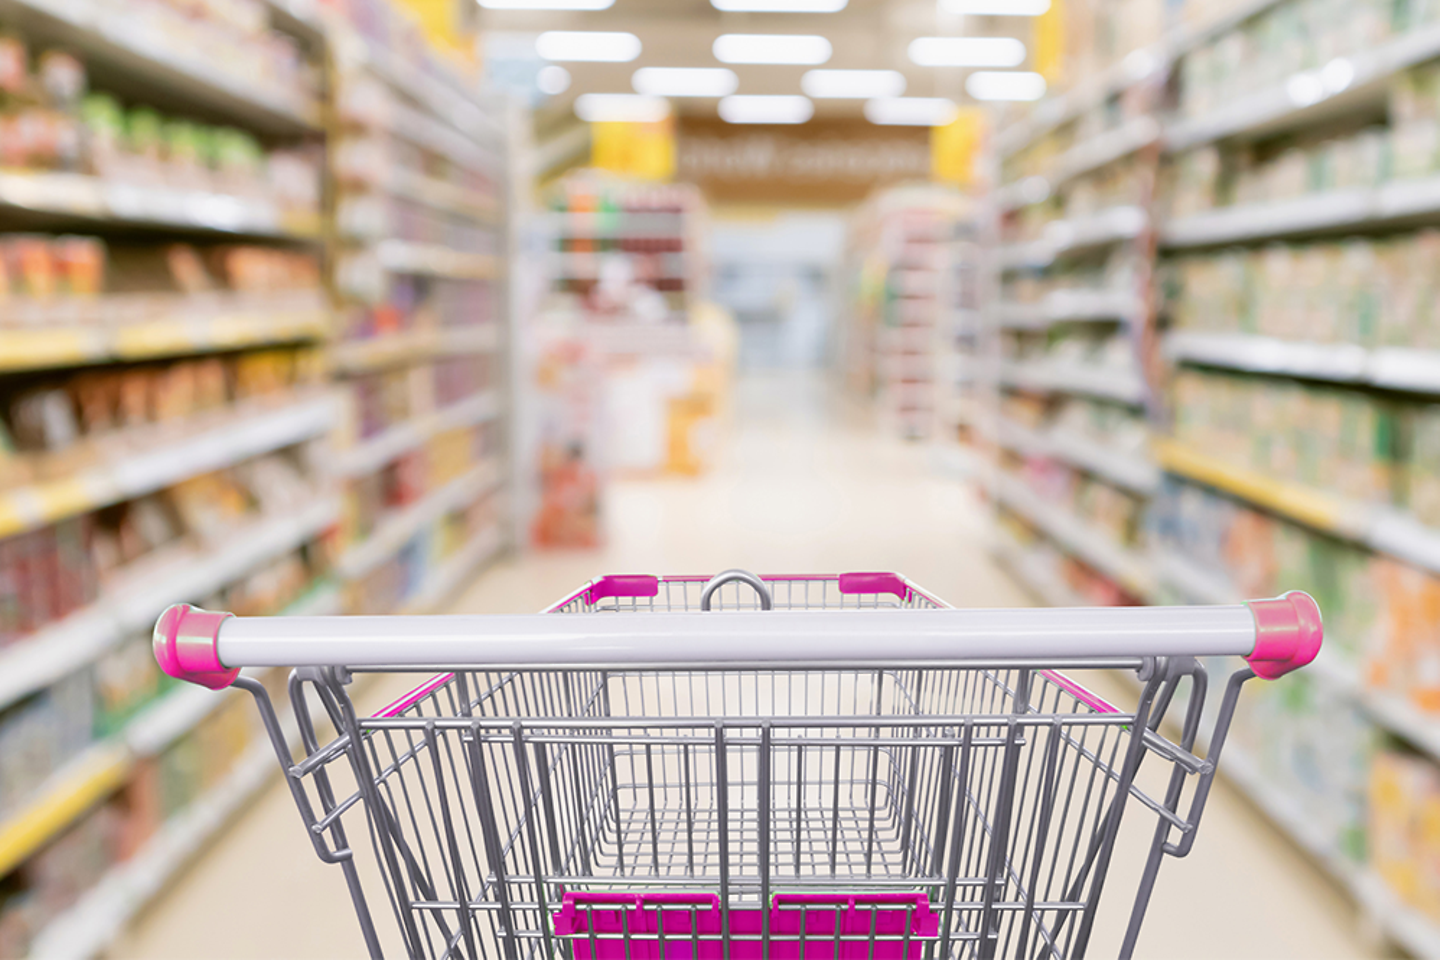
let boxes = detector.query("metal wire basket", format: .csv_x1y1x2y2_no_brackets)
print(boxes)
153,568,1322,959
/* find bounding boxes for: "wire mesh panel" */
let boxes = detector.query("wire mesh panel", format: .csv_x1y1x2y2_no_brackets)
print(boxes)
248,572,1262,960
351,664,1143,959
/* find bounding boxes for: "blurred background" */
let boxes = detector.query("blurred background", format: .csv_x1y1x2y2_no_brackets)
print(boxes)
1,0,1439,956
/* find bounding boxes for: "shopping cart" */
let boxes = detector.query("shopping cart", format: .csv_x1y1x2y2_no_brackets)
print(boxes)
153,569,1322,959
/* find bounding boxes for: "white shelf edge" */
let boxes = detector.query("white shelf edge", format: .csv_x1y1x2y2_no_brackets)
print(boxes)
999,361,1148,407
0,172,316,238
334,391,501,478
337,461,504,580
1163,176,1440,249
995,479,1157,598
998,206,1148,271
1000,117,1162,210
1166,330,1440,394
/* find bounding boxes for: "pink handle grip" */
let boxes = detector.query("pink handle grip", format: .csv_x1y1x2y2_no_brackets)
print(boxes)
153,603,238,690
1244,591,1323,680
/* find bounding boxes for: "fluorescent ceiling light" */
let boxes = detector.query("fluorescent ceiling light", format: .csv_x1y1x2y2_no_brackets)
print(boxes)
908,36,1026,67
713,34,832,64
712,0,847,11
939,0,1049,14
537,65,571,95
865,96,958,125
574,93,671,122
481,0,613,7
966,70,1047,100
633,67,739,98
536,31,642,62
802,69,906,99
718,94,814,124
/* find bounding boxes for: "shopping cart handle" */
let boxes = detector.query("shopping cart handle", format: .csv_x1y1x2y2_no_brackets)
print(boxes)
1243,591,1323,679
154,592,1324,689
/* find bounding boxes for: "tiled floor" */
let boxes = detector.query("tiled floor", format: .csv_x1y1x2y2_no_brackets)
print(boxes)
117,374,1377,959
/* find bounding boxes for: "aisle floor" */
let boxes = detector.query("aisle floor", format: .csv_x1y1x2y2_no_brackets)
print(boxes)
118,374,1376,959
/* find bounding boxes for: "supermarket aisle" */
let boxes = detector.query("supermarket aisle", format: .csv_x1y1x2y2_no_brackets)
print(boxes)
118,374,1372,959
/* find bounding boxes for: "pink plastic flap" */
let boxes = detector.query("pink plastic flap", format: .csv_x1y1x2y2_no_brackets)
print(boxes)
554,891,936,958
587,575,661,605
837,572,911,601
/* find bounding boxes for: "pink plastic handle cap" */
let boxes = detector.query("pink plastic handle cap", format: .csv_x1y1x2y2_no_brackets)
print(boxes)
153,603,239,690
1244,591,1323,680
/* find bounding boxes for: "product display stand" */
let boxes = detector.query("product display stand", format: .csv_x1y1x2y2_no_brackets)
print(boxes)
983,2,1440,953
0,0,513,953
843,186,970,441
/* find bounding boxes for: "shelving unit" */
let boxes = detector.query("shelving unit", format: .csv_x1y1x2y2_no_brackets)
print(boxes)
843,186,971,441
328,17,512,619
980,0,1440,952
0,0,514,952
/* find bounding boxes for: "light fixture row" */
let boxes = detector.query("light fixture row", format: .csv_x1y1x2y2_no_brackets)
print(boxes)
574,70,1045,125
535,31,1030,68
483,0,1053,11
561,63,1042,102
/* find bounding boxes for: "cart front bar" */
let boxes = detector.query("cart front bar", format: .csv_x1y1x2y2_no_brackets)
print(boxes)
154,590,1322,689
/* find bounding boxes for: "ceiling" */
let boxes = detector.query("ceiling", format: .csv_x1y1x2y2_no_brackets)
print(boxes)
478,1,1031,121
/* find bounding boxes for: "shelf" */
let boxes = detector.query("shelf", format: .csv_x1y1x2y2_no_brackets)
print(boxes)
1166,330,1440,392
1157,439,1440,579
0,0,320,137
994,290,1143,331
1162,176,1440,248
387,99,498,175
995,49,1167,160
357,40,502,146
1158,547,1440,772
999,418,1160,495
399,523,505,614
1165,20,1440,152
0,741,132,877
0,172,320,238
993,532,1094,607
0,392,336,540
0,303,329,374
1221,745,1440,960
1356,873,1440,960
337,460,503,581
26,740,277,960
331,326,502,374
997,206,1148,271
998,117,1162,211
0,495,339,712
375,240,499,280
335,390,501,478
387,169,499,223
1154,438,1369,539
998,360,1149,406
994,478,1157,599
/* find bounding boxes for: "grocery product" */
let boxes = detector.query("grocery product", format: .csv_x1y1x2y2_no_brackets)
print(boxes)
1179,0,1435,120
1370,748,1440,922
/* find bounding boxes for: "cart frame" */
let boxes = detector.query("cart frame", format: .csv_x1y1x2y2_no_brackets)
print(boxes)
154,569,1321,959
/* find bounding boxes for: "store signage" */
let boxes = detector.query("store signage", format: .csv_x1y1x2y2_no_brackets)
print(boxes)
675,118,931,204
